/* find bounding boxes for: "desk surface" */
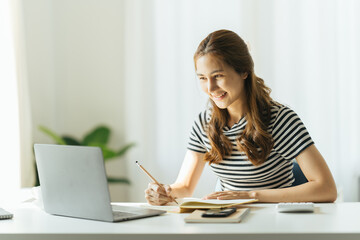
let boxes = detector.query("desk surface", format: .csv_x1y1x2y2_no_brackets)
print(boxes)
1,201,360,240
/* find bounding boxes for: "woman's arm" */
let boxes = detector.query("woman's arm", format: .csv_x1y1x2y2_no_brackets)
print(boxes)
170,150,206,198
205,145,337,203
253,144,337,202
145,150,206,205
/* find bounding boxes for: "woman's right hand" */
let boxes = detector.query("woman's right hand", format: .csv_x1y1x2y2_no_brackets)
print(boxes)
145,183,174,205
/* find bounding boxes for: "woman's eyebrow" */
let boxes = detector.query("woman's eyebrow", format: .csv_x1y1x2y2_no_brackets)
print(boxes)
211,70,224,74
196,70,224,76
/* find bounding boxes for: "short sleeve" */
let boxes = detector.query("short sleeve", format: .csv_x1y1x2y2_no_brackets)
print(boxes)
272,106,314,160
187,111,208,154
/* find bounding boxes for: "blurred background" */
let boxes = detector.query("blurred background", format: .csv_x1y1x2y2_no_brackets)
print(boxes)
1,0,359,202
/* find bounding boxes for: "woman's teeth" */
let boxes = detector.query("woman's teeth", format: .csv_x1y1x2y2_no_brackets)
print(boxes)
213,92,226,99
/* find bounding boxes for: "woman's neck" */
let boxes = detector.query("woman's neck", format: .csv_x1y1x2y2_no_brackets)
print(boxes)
227,102,247,128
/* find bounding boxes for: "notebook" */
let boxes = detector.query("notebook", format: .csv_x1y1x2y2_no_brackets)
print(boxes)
34,144,166,222
184,208,250,223
0,208,13,220
144,198,258,213
177,198,258,213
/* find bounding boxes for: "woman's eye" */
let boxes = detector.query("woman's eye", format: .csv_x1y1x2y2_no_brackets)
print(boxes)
199,77,206,81
215,75,223,79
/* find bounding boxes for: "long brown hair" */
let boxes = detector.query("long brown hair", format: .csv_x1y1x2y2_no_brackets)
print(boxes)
194,29,274,166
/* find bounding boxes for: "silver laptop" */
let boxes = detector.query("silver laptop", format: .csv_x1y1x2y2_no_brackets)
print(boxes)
34,144,166,222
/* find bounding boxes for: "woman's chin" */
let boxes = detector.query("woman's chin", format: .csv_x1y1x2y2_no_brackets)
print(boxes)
214,103,228,109
209,99,228,109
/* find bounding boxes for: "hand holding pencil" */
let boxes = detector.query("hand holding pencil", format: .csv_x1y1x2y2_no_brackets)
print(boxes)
136,161,178,205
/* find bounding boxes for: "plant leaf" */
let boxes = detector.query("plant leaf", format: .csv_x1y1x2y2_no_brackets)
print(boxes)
107,177,131,184
38,125,66,145
116,143,136,157
96,143,136,161
102,147,117,160
62,136,81,145
86,143,117,160
82,126,110,146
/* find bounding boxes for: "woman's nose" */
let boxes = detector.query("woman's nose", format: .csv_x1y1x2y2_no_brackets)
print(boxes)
207,79,217,92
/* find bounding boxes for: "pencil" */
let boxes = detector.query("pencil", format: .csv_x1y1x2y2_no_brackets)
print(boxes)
135,161,178,204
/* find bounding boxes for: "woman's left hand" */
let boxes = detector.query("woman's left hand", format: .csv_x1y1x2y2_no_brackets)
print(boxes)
203,190,256,200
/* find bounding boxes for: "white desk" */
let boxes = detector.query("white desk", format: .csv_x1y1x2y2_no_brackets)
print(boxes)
1,202,360,240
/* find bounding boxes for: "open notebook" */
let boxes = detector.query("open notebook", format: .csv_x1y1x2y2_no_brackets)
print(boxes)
143,198,258,213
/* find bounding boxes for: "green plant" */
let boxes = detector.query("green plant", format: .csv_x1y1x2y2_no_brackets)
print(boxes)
35,125,134,186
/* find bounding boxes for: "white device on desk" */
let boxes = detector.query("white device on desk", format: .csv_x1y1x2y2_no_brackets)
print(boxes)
0,208,13,220
276,202,314,213
34,144,166,222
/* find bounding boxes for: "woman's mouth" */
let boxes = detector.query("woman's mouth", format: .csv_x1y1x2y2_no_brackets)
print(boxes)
212,92,227,100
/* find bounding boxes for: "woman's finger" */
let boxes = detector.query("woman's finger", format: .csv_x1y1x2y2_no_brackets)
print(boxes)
164,184,172,194
146,188,169,200
148,182,167,194
145,183,174,205
216,191,251,200
203,191,252,200
202,191,225,199
147,194,173,205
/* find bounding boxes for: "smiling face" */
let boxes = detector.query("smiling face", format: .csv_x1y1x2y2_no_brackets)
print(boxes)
196,54,248,113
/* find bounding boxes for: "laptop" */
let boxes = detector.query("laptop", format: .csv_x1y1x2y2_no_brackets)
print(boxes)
34,144,166,222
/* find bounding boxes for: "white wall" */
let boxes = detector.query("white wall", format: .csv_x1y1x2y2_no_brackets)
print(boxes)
21,0,360,202
0,0,21,198
22,0,130,200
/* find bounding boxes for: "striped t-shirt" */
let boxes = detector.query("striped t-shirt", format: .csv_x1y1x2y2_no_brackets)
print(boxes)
187,104,314,191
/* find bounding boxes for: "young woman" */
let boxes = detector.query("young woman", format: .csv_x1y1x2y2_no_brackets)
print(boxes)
145,29,337,205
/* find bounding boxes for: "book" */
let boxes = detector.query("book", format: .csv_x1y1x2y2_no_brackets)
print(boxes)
0,208,13,220
184,208,250,223
176,198,258,213
141,198,258,213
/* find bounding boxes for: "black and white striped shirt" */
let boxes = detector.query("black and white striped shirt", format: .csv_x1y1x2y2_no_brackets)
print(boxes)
187,104,314,191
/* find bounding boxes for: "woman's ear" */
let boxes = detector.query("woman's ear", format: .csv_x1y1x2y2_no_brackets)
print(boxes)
241,72,248,80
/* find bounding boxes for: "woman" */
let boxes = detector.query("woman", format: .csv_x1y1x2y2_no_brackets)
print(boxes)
145,29,337,205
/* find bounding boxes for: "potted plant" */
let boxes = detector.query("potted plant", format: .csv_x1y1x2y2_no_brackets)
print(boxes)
35,125,134,186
